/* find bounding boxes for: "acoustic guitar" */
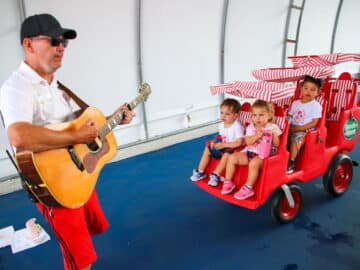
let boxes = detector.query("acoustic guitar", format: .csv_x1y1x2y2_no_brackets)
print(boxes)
15,83,151,208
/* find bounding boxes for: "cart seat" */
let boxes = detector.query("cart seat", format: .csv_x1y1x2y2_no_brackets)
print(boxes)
323,72,359,148
326,72,357,121
238,102,252,127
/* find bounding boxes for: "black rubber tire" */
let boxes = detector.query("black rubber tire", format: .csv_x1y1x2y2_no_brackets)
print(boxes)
271,184,303,224
323,154,353,197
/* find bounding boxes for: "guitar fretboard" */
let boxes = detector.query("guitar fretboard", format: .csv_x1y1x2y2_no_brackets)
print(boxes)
97,93,147,141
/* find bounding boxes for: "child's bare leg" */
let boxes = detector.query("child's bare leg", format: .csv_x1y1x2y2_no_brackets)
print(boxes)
214,153,229,175
289,141,298,160
233,155,261,200
245,157,263,186
222,152,248,194
225,152,248,181
198,146,211,171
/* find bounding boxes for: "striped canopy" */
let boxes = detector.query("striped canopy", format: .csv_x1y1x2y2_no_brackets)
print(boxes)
289,53,360,68
251,65,335,82
210,81,296,102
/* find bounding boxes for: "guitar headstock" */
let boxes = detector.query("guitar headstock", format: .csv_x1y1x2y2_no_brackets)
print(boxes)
138,82,151,102
127,83,151,110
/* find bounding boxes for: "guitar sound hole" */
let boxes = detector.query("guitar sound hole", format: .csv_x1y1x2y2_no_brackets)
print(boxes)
87,141,100,152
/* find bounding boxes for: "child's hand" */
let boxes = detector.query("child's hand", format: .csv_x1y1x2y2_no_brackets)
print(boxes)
214,142,225,149
271,128,278,136
255,130,263,140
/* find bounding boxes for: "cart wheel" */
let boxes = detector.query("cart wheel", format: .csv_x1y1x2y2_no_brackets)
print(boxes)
271,184,302,224
323,154,353,197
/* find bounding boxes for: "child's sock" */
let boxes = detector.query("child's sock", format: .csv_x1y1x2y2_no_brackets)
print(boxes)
245,184,253,189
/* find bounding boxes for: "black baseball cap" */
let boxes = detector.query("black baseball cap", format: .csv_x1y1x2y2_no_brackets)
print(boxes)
20,13,76,43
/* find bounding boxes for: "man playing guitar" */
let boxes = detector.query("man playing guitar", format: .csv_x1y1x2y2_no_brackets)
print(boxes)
0,13,135,270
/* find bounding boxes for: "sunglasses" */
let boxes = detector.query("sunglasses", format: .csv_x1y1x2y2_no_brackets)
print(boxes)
32,36,69,48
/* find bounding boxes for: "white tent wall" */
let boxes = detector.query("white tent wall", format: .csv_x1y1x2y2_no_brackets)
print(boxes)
0,1,22,84
140,0,223,137
332,0,360,75
0,0,359,180
0,0,23,179
225,0,289,82
296,0,360,75
24,0,143,145
297,0,339,55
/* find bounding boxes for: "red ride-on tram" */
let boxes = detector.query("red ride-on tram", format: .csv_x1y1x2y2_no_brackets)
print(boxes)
194,53,360,224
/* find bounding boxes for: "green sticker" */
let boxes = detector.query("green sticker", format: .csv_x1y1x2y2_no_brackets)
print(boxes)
343,118,359,140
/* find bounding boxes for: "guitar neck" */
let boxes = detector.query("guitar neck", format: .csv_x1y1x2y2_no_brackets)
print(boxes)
98,112,123,140
98,94,146,140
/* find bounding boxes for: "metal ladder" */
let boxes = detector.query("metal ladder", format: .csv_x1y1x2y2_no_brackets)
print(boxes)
282,0,306,67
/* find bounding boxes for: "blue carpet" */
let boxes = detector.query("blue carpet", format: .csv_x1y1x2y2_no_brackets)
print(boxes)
0,133,360,270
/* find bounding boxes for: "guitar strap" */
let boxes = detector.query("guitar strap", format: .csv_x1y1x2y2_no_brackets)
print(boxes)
57,81,89,111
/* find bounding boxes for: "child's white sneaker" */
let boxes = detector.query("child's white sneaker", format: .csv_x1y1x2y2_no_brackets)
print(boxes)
190,170,206,181
208,173,220,186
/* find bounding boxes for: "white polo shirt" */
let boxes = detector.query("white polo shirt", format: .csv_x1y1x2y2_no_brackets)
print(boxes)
0,61,75,129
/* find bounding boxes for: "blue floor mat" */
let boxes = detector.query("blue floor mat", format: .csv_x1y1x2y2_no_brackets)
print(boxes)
0,134,360,270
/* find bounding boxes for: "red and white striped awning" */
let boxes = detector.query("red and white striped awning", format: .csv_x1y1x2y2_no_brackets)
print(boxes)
210,81,296,101
289,53,360,68
251,65,335,82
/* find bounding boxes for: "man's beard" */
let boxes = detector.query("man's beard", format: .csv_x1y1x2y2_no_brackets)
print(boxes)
40,60,61,74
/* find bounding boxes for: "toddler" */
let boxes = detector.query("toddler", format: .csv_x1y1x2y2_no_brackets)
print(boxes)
287,75,322,174
190,98,244,186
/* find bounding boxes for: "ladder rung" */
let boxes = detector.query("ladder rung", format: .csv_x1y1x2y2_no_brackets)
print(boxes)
291,5,303,10
285,39,297,44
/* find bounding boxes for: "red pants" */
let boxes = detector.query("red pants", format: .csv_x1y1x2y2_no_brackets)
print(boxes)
37,191,109,270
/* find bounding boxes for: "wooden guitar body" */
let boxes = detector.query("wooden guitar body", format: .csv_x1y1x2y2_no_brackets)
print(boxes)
16,107,117,208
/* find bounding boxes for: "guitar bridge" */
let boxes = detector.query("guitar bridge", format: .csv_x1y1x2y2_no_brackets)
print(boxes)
67,146,85,171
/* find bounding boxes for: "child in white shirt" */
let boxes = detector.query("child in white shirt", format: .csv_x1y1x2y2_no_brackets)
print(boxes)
190,98,244,187
287,75,322,174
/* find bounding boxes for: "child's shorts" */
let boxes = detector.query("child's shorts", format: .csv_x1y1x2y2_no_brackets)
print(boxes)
290,131,307,149
206,139,234,160
246,151,258,161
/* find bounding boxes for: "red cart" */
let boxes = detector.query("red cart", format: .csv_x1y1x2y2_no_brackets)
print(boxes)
194,54,360,224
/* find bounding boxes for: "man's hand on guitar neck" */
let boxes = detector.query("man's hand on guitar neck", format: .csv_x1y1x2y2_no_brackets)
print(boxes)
108,103,136,125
